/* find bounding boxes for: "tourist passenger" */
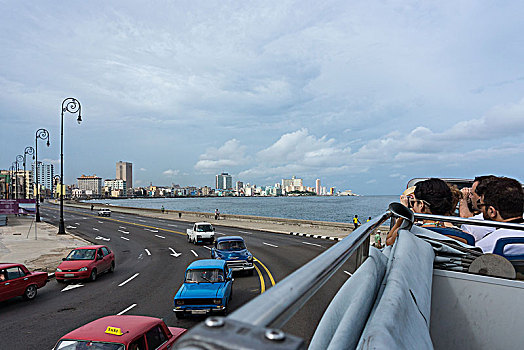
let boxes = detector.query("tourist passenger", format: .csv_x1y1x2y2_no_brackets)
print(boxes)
353,215,361,229
476,177,524,254
460,175,497,242
0,272,5,281
387,178,455,246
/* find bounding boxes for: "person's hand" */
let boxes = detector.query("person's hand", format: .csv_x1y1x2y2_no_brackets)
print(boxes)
400,194,409,207
460,187,471,200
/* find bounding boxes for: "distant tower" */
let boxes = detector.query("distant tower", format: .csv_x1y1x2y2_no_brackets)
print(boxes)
316,179,321,195
215,172,233,190
116,161,133,189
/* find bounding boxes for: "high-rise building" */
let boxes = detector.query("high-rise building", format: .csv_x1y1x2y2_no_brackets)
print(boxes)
215,173,233,190
32,162,54,191
116,161,133,189
316,179,321,195
77,175,102,196
236,181,244,192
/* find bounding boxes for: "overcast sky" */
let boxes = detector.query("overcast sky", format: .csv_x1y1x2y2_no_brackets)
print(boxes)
1,1,523,194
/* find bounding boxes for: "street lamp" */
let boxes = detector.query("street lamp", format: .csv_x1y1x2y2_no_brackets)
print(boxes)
23,146,35,200
35,128,50,222
9,164,15,199
15,155,24,200
58,98,82,235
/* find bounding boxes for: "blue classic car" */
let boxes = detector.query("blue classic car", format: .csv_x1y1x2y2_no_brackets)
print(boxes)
211,236,254,275
173,259,233,318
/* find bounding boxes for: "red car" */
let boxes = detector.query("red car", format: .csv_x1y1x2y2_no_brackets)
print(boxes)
53,315,187,350
56,245,115,282
0,263,48,302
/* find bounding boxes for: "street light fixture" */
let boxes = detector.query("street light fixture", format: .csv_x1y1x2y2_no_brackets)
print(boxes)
58,98,82,235
23,146,35,200
35,128,50,222
15,155,24,200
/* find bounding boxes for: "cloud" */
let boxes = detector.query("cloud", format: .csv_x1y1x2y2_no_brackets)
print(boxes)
139,168,147,171
163,169,179,176
194,139,247,173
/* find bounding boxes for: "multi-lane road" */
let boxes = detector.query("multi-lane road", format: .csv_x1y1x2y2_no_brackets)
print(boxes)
1,204,356,349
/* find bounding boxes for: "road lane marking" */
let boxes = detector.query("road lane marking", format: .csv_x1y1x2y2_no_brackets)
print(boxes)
66,225,77,229
145,249,151,256
95,236,110,241
239,231,251,234
145,228,159,233
138,219,146,222
155,234,165,239
119,226,126,229
75,223,80,225
168,224,177,227
263,242,278,248
117,303,137,315
203,246,211,250
169,247,181,257
98,221,104,224
344,271,353,276
254,258,276,287
254,264,265,293
92,228,99,231
118,273,139,287
118,229,129,234
216,232,225,235
191,250,198,257
61,284,84,292
121,236,130,241
302,241,322,247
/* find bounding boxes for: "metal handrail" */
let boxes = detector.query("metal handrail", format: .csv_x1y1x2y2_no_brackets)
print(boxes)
228,211,392,329
413,213,524,231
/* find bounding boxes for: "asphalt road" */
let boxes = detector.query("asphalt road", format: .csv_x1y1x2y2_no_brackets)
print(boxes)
1,204,357,349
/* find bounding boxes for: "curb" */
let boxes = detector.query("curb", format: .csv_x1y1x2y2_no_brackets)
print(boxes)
289,232,342,241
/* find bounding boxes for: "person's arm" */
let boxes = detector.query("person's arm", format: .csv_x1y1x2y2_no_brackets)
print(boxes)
459,188,474,218
386,218,404,246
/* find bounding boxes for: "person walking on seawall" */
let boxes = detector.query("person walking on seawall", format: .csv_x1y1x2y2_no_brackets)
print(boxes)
353,215,361,229
161,205,165,214
367,216,371,222
90,204,94,211
215,209,220,220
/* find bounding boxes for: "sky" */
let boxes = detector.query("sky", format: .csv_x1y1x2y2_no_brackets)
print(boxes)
1,1,523,194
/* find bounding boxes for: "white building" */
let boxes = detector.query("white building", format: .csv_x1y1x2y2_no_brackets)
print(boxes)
104,179,127,192
216,173,233,190
77,175,102,196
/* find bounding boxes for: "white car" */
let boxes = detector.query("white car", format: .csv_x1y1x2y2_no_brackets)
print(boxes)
97,209,111,217
187,222,215,244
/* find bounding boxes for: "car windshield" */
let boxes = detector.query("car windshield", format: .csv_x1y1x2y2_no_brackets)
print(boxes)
196,225,213,232
217,240,246,251
185,269,224,283
65,249,96,261
54,340,124,350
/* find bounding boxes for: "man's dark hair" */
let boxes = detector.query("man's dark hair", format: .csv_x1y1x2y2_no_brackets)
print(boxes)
414,178,453,215
474,175,498,196
483,177,524,219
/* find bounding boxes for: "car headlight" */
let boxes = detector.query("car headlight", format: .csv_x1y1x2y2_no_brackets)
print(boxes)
247,256,253,262
79,267,88,272
56,268,62,272
213,299,222,305
176,300,184,305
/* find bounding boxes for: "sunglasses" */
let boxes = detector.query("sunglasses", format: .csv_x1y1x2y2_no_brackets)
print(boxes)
408,198,431,208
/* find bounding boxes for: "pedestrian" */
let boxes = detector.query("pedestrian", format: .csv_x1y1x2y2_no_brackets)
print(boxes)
367,216,371,222
161,205,165,214
90,204,94,211
215,208,220,220
374,230,382,249
353,215,361,229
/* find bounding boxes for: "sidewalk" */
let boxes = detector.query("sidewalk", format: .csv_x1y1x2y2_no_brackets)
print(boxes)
0,216,89,273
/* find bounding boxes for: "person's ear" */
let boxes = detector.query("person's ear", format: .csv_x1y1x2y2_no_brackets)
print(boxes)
486,206,497,220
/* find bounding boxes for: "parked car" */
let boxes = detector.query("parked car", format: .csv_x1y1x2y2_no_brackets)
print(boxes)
0,263,48,302
98,208,111,217
56,245,115,282
186,222,215,244
173,259,233,318
53,315,186,350
211,236,254,275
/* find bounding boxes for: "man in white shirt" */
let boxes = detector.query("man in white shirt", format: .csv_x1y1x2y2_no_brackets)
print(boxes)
460,175,497,242
476,177,524,255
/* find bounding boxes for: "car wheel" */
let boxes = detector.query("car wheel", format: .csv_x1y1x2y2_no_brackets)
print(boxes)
175,312,185,319
109,261,115,273
187,234,191,243
23,285,38,300
89,269,97,282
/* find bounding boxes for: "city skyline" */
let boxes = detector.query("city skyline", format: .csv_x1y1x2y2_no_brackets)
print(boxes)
1,2,523,194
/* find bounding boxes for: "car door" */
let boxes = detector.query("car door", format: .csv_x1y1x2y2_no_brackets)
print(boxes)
145,324,170,349
95,248,107,272
2,267,26,299
0,268,13,301
102,246,112,271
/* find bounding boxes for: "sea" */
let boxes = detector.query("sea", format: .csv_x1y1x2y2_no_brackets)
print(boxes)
89,195,398,224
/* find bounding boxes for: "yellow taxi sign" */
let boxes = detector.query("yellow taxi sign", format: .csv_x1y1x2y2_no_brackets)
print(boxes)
105,326,123,336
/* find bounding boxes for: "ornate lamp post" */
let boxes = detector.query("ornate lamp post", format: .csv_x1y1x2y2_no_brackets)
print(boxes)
35,129,50,222
58,98,82,235
9,164,15,199
15,155,24,200
23,146,35,200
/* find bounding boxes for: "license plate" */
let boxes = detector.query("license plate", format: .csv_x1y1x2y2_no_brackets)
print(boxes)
64,274,74,277
191,310,207,315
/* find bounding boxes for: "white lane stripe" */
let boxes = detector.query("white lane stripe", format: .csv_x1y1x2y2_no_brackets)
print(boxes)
92,228,99,231
203,246,211,250
119,226,126,229
263,242,278,248
117,303,137,315
155,234,165,239
191,250,198,257
98,221,104,224
344,271,353,276
61,284,84,292
121,236,130,241
239,231,250,234
75,223,80,225
118,273,139,287
145,249,151,256
302,241,322,247
168,224,177,227
118,229,129,234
